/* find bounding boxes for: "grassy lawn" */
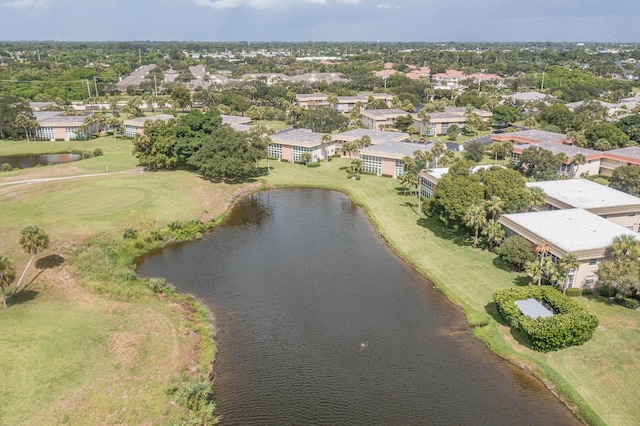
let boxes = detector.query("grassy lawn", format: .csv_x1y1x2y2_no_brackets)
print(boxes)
260,158,640,426
256,120,290,131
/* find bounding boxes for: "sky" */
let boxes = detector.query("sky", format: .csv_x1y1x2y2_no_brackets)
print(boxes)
1,0,639,43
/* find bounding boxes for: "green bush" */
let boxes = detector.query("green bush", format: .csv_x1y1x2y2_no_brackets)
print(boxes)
598,284,616,298
493,286,599,352
81,151,94,159
615,296,638,310
307,162,321,168
495,235,533,271
123,228,138,240
280,159,290,163
93,148,104,157
146,277,169,293
170,377,220,425
581,288,593,296
593,177,609,186
1,163,12,172
566,288,582,297
165,219,207,241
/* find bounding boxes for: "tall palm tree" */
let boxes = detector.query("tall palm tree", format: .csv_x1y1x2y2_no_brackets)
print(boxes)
571,153,586,178
489,142,502,163
14,113,35,142
500,140,513,164
360,135,372,148
485,196,504,220
528,186,546,211
610,234,640,260
481,220,505,251
440,150,456,166
0,255,16,309
533,239,551,285
559,253,579,294
13,225,49,296
431,141,445,167
110,117,122,139
464,201,488,248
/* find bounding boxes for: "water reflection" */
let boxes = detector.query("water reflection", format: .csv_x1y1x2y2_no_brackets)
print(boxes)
138,189,579,426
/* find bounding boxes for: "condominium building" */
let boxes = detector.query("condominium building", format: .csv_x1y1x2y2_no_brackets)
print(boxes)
268,129,335,163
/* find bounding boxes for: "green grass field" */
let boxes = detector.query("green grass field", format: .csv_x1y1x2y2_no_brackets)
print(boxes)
1,143,639,425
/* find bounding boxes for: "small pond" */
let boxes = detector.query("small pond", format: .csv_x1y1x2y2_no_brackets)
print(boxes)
0,153,83,169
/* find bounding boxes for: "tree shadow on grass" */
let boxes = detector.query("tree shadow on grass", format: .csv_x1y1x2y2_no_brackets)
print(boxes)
402,201,417,215
492,256,513,272
395,186,410,196
485,301,532,349
35,254,64,270
417,216,467,247
8,290,39,307
513,276,532,287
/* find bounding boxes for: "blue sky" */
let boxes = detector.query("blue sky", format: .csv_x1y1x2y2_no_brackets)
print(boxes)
1,0,639,42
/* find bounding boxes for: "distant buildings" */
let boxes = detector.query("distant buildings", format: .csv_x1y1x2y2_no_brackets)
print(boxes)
34,111,98,141
123,114,175,138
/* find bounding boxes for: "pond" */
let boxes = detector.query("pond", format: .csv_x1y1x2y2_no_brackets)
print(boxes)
0,153,82,169
137,189,579,425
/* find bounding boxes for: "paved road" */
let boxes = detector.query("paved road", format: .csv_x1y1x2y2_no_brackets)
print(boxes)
0,168,145,192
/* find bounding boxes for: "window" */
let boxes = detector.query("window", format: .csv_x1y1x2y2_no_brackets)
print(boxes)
629,212,637,217
585,275,595,286
267,143,282,160
65,126,79,140
125,125,139,138
395,159,405,177
35,126,54,140
420,177,435,198
292,146,312,163
589,259,597,266
361,154,381,175
440,123,449,134
510,152,521,165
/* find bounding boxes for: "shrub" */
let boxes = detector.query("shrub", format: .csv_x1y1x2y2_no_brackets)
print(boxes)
165,219,207,241
593,177,609,186
123,228,138,240
598,284,616,298
170,377,220,425
495,235,533,271
493,286,599,352
581,288,593,296
566,288,582,297
280,159,290,163
93,148,104,157
146,277,169,293
1,163,12,172
615,296,638,310
81,151,94,159
307,162,321,168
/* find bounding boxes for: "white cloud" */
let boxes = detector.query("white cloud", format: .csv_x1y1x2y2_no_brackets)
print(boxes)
195,0,327,9
2,0,49,8
377,2,399,9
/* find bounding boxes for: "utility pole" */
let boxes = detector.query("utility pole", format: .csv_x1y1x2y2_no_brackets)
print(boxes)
93,76,98,98
541,71,545,91
86,80,92,98
154,75,158,98
36,49,40,61
138,47,142,63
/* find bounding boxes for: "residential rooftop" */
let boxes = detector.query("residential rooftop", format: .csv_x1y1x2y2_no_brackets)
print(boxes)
526,179,640,210
124,114,175,126
513,141,601,159
605,146,640,161
271,128,326,145
334,129,409,142
500,208,638,253
502,91,549,101
360,141,433,159
361,108,411,118
221,115,252,125
492,129,567,144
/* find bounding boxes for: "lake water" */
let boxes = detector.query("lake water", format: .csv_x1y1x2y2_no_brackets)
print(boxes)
0,153,82,169
137,189,579,425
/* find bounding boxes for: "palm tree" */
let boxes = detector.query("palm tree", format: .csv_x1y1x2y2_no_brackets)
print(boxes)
431,141,445,167
322,133,333,145
610,234,640,260
526,260,544,286
360,135,372,148
300,152,312,165
533,239,551,285
464,201,488,248
440,150,456,166
0,255,16,309
109,116,122,139
528,186,546,211
485,196,504,220
417,109,431,136
559,253,579,294
13,225,49,296
14,113,35,142
571,153,586,178
351,159,363,174
489,142,502,163
482,220,505,251
500,140,513,164
523,115,537,129
342,141,354,159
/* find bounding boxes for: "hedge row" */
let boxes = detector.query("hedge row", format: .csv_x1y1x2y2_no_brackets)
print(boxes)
493,286,599,352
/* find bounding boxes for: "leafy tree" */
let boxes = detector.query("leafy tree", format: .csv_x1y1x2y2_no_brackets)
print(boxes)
615,114,640,142
13,225,49,296
431,141,445,167
610,165,640,197
463,201,487,248
539,104,574,133
598,235,640,298
528,186,547,210
463,140,485,163
132,119,179,170
171,85,192,110
301,152,312,165
455,94,485,109
584,122,630,150
518,146,562,181
188,125,266,181
0,96,34,139
492,105,521,127
481,168,531,213
496,235,533,271
299,107,348,133
14,113,37,142
0,255,16,309
394,114,414,132
429,160,484,226
447,124,460,141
